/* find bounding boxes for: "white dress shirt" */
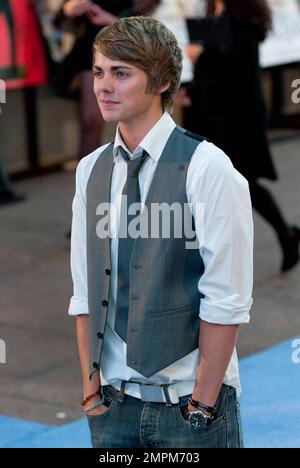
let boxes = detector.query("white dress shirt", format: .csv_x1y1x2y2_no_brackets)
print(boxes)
69,112,253,398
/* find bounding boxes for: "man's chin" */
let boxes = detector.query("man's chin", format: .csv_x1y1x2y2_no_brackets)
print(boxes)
100,112,119,123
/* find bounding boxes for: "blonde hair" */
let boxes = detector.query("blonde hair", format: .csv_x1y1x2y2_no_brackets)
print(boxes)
93,16,183,112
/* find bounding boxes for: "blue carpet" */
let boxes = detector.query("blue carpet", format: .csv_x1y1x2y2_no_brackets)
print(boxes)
239,337,300,448
0,416,91,448
1,338,299,448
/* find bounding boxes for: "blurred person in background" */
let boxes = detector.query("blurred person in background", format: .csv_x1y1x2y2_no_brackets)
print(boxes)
0,161,25,205
184,0,300,273
0,0,48,205
57,1,160,238
151,0,206,88
56,0,160,160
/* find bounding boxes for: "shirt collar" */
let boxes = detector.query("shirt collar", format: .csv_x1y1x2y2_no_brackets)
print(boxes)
113,112,176,163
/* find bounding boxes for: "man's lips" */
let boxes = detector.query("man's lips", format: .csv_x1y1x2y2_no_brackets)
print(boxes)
100,100,119,105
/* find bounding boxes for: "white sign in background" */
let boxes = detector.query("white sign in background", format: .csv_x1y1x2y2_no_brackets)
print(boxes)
158,0,300,72
260,0,300,67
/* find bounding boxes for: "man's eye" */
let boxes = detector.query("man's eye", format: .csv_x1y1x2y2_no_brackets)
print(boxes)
116,72,128,78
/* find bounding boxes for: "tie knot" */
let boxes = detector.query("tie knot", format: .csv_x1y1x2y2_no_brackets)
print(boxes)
121,149,148,178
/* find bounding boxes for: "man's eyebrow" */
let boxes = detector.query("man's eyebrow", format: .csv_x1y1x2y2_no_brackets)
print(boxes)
93,65,133,71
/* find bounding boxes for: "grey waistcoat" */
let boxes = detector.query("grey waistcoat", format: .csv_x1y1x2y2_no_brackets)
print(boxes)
86,126,205,379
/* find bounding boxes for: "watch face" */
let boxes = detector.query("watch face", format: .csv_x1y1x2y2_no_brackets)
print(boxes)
188,411,208,429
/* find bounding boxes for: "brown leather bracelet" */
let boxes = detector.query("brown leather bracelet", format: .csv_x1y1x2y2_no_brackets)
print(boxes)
81,388,101,407
188,397,215,415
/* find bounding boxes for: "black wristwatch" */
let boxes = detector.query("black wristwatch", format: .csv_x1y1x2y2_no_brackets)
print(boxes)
187,397,216,429
188,409,214,429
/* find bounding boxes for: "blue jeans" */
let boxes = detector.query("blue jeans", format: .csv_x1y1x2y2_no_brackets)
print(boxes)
87,383,244,448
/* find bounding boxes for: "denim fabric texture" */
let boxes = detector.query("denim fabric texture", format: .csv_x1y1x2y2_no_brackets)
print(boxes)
87,384,244,448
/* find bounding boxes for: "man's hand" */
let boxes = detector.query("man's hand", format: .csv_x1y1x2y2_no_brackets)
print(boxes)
63,0,93,18
134,0,161,15
175,87,192,108
83,390,109,417
86,3,117,26
185,44,205,65
85,401,109,416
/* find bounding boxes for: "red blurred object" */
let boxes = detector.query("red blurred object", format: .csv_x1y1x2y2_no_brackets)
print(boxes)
0,0,47,90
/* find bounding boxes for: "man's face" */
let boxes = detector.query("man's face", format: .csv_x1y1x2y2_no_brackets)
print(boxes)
93,51,162,124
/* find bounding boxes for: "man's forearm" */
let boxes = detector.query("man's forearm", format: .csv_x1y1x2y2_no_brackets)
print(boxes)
191,321,239,409
76,315,101,398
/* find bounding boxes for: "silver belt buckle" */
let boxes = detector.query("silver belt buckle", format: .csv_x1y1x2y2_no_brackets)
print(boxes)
139,384,179,404
140,384,165,402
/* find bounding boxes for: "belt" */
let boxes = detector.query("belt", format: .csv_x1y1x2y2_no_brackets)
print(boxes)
108,380,193,406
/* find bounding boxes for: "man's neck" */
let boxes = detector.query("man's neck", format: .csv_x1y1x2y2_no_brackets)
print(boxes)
118,110,164,153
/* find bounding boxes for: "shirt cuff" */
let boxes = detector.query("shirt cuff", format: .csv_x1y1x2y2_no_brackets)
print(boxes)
68,296,89,316
199,297,252,325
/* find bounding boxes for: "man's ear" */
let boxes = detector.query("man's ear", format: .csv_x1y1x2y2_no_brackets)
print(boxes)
158,82,171,95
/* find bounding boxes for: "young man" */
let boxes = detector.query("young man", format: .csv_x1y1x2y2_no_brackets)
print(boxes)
69,16,253,448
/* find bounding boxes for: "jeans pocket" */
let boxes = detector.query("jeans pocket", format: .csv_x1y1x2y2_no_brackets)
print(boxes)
177,404,226,429
86,391,117,422
178,404,190,424
176,405,227,448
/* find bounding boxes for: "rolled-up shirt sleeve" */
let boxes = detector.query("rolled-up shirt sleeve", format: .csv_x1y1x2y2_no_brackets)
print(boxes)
188,142,254,325
68,145,110,316
68,159,89,316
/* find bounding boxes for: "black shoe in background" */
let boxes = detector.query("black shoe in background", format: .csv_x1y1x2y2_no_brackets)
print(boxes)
281,226,300,273
0,189,26,206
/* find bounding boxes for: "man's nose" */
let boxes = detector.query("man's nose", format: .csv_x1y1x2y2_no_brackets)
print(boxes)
97,74,114,94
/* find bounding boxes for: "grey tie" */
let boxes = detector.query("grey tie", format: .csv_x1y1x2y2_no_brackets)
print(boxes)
115,148,148,341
